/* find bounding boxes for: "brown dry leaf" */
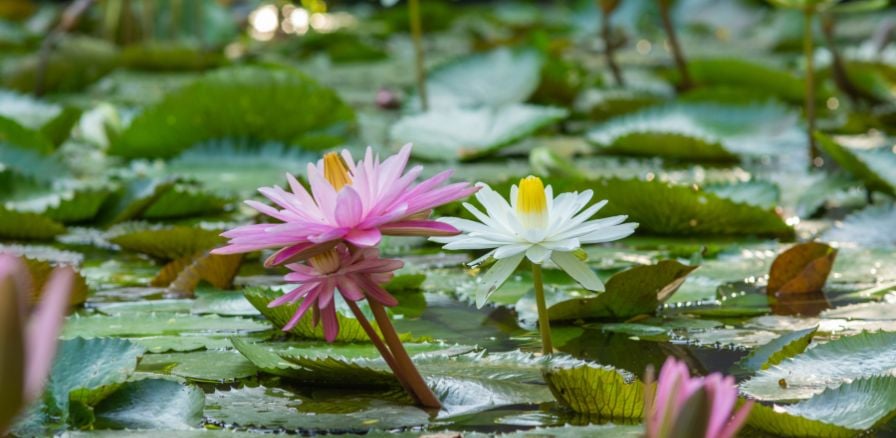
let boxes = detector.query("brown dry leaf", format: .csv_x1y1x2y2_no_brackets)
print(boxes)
767,242,837,295
23,258,87,308
153,251,244,296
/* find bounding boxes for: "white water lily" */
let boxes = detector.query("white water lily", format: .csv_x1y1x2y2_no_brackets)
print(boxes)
433,176,638,307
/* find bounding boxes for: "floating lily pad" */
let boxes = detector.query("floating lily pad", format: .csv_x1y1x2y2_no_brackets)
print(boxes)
768,242,837,295
390,104,568,161
735,326,817,371
548,260,698,321
739,331,896,401
204,386,429,432
422,47,543,109
0,206,66,240
107,224,225,260
815,132,896,196
747,375,896,437
62,313,269,338
137,351,257,382
93,379,204,430
686,58,808,104
110,66,355,158
543,363,649,419
821,204,896,248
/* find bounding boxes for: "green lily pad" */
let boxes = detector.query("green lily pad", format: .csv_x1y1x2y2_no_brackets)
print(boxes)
815,132,896,196
204,386,429,432
686,58,808,104
3,183,115,224
0,116,68,183
587,102,801,160
110,66,355,159
2,36,119,94
543,363,649,419
739,331,896,401
62,313,269,338
747,375,896,437
93,379,204,430
548,178,794,237
736,326,817,371
548,260,698,322
0,206,66,240
243,286,409,343
140,184,231,220
48,338,145,421
96,178,176,224
390,104,568,161
0,90,81,146
107,224,225,260
137,351,257,382
821,204,896,248
422,47,543,109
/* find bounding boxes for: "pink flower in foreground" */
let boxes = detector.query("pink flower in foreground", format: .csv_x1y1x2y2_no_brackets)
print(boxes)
212,144,477,267
269,245,402,342
0,255,74,433
645,357,753,438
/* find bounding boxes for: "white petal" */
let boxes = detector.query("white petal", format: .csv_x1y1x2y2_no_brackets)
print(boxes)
442,237,504,250
475,252,525,308
525,245,552,264
551,214,628,241
541,238,581,252
552,251,604,291
494,243,530,259
579,223,639,244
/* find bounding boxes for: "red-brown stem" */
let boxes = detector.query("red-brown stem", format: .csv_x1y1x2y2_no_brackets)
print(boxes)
369,301,441,409
345,300,420,405
659,0,692,91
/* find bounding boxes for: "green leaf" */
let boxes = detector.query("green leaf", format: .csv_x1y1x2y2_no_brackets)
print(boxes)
110,66,355,159
120,41,225,71
549,178,794,237
740,331,896,401
422,47,543,109
822,204,896,249
0,116,68,183
390,104,567,161
686,58,808,104
107,224,225,260
3,183,115,224
2,36,119,94
140,184,232,220
137,351,257,382
0,206,66,240
62,312,269,339
815,132,896,196
587,102,800,161
736,326,817,372
548,260,698,321
161,140,317,196
704,181,780,209
96,178,176,224
243,286,409,343
0,90,81,146
543,363,649,419
47,338,145,421
93,379,204,430
747,375,896,437
487,424,644,437
204,385,429,432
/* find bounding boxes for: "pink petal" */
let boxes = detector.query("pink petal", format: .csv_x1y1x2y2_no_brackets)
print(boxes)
335,186,364,227
282,287,321,331
264,241,337,267
345,228,382,247
380,220,460,237
335,276,364,301
24,267,74,402
356,274,398,307
718,400,754,438
320,301,339,342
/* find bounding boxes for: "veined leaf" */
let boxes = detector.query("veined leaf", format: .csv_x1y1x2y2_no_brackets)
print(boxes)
543,362,650,419
93,379,204,430
815,132,896,196
110,66,355,158
107,223,225,260
736,326,817,372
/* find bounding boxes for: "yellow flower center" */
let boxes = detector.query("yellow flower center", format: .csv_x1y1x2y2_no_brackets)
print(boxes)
323,152,351,191
516,175,548,229
309,248,341,274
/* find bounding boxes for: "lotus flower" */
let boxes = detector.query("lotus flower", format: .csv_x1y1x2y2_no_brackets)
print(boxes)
269,244,402,342
645,357,753,438
0,255,74,433
213,144,477,267
432,176,637,307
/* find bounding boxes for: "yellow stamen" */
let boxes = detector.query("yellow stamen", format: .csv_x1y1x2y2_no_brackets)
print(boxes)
516,175,548,229
323,152,351,191
309,248,341,274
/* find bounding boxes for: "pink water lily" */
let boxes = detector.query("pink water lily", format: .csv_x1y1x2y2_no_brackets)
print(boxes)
645,357,753,438
212,144,477,267
270,245,402,342
0,255,74,433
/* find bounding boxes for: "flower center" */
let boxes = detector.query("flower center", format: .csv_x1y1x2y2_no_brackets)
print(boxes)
516,175,548,229
309,248,341,274
323,152,351,191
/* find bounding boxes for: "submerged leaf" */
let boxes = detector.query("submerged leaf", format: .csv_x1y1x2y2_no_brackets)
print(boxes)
93,379,204,430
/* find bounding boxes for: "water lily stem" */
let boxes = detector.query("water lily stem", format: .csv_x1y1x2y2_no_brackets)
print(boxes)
804,8,819,165
369,301,441,409
345,300,419,404
659,0,692,91
599,0,624,87
409,0,428,110
532,263,553,355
